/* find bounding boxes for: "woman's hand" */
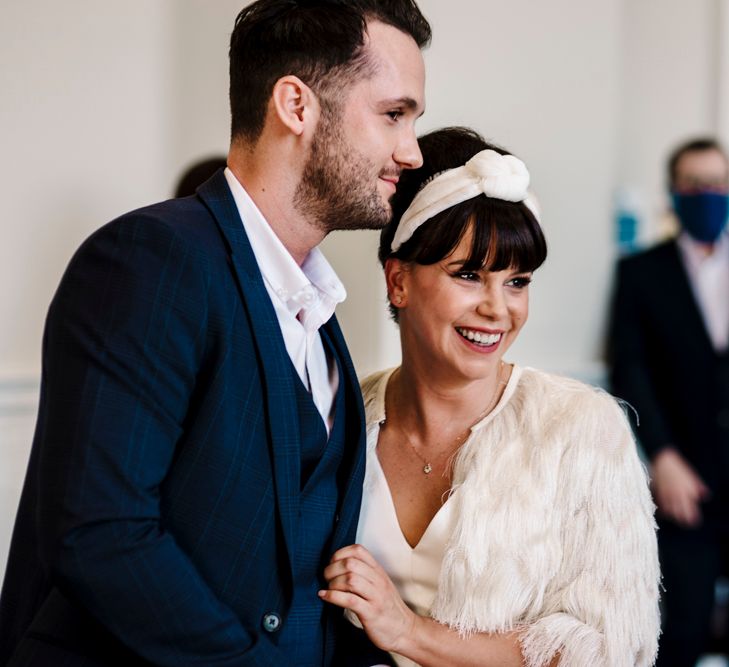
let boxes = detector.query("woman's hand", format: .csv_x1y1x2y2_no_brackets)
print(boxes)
320,544,530,666
319,544,418,654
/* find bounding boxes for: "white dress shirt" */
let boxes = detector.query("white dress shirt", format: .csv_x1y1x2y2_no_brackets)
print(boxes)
677,230,729,352
224,168,346,430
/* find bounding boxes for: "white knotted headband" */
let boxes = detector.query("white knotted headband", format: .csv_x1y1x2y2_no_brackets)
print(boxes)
390,149,540,252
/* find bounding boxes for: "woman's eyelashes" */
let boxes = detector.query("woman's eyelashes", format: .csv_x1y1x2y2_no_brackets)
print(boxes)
506,275,532,289
453,270,480,282
450,269,533,288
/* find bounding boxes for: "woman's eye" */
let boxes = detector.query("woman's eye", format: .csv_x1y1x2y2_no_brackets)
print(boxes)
455,271,480,282
507,276,532,289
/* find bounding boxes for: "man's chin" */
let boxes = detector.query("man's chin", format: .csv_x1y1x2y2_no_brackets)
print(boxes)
378,196,394,221
343,210,391,232
370,202,394,230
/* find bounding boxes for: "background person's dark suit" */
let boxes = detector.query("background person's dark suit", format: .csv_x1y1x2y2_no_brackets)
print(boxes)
0,171,379,666
610,238,729,666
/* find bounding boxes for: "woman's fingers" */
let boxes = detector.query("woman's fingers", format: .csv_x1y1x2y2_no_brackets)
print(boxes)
325,571,377,600
323,552,379,588
318,588,367,614
320,544,418,652
329,543,380,569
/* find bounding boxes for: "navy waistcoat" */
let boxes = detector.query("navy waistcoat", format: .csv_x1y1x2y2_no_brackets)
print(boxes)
277,328,347,666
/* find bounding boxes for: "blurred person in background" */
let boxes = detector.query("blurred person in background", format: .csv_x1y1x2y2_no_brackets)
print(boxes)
610,137,729,667
174,155,228,198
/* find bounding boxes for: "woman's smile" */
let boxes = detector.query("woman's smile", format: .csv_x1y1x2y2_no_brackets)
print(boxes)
454,326,503,349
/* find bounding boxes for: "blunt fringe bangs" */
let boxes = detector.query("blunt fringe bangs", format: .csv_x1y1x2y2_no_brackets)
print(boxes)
389,196,546,274
379,126,547,272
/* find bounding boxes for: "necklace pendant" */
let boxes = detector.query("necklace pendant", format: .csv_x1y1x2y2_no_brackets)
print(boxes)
423,463,432,474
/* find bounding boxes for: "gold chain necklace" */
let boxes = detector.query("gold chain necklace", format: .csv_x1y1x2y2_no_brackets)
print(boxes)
386,361,507,476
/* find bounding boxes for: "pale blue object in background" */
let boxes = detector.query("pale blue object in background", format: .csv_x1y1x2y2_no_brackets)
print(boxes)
614,186,644,256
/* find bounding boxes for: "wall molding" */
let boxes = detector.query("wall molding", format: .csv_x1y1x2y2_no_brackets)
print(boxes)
0,374,40,417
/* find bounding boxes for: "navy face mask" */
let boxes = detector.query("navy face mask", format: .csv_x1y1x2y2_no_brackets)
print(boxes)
672,191,729,244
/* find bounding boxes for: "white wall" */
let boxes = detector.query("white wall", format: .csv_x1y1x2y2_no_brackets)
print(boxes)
169,0,244,177
0,0,724,574
0,1,180,379
617,0,724,244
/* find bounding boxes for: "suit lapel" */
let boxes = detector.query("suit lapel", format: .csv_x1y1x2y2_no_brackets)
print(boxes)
197,171,367,556
323,316,367,549
197,171,300,570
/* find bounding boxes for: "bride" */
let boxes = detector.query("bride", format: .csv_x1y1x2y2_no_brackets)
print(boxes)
320,127,660,667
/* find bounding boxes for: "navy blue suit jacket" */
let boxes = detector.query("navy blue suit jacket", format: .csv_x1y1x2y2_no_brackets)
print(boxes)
0,171,373,666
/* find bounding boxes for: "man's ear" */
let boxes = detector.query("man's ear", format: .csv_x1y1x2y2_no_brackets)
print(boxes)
270,75,318,137
385,258,410,308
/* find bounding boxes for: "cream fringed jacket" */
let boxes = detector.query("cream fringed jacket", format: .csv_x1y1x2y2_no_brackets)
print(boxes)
360,366,660,667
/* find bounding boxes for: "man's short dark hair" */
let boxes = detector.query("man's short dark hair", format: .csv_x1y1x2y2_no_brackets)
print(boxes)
667,137,728,189
229,0,431,143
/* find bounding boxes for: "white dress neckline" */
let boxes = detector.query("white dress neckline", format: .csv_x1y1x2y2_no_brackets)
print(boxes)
369,444,457,552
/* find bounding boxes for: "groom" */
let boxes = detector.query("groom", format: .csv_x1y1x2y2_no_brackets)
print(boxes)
0,1,429,665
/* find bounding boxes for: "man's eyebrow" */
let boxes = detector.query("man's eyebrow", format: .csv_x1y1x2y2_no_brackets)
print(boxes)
380,97,425,117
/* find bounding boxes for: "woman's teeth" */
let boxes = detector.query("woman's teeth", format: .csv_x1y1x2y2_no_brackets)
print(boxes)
455,327,502,346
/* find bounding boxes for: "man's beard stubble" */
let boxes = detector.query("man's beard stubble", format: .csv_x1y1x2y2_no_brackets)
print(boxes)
294,109,394,234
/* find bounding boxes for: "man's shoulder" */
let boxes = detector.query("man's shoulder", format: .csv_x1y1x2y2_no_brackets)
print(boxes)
52,194,234,300
83,194,221,255
118,194,214,232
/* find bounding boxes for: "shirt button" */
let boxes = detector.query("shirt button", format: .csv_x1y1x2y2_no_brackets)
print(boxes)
262,612,282,633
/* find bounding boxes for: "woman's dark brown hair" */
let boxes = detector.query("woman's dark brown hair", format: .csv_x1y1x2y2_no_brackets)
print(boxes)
379,127,547,319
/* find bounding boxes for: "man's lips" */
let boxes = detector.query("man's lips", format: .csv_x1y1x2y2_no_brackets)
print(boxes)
380,175,400,190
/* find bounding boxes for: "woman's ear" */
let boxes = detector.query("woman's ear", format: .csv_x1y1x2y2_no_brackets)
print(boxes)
385,258,409,308
270,75,318,137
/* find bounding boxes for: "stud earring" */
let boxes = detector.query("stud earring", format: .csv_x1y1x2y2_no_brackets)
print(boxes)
394,295,403,305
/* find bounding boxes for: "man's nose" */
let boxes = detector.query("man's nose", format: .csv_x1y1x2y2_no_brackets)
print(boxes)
394,128,423,170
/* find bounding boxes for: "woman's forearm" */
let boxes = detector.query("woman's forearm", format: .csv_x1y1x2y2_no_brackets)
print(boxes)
395,615,557,667
322,544,563,666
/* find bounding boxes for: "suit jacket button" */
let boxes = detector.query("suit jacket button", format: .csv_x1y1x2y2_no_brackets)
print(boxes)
262,612,282,633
